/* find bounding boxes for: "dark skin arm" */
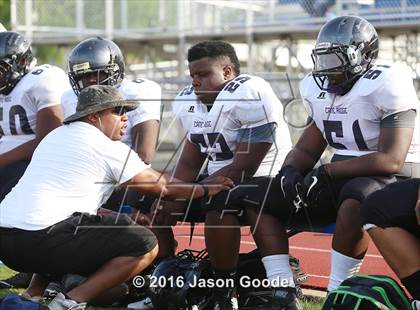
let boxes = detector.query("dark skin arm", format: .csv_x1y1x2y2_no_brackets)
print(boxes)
0,105,63,166
204,142,273,180
282,122,328,173
131,119,160,165
328,127,414,179
172,139,206,182
149,139,206,224
154,139,273,224
121,168,233,200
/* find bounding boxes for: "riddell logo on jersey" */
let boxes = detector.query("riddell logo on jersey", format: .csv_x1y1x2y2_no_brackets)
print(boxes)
317,92,326,99
188,106,195,113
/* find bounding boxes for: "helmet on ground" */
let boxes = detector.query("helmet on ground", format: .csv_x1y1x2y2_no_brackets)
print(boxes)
149,249,211,310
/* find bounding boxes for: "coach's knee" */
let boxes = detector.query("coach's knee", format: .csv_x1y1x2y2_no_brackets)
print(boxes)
142,244,159,263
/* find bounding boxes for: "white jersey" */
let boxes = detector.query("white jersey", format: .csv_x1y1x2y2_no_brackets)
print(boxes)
173,74,292,177
61,78,161,146
0,65,70,154
300,64,420,163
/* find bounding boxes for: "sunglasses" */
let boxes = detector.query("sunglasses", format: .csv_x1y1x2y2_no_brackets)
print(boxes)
111,106,130,116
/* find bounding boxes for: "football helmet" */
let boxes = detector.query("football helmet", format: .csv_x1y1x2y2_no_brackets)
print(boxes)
148,249,211,310
311,16,379,95
0,31,36,95
68,37,125,95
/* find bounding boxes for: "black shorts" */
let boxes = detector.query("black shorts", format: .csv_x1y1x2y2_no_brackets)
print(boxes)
361,178,420,239
208,173,396,229
0,160,30,202
0,213,157,277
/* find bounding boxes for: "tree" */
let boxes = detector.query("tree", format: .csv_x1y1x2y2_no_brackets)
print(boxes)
0,0,11,29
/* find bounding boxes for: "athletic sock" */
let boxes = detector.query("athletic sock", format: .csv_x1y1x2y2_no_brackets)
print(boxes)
262,254,295,288
327,249,363,292
402,270,420,300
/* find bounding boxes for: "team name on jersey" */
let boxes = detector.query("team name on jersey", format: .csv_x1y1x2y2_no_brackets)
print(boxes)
194,120,212,128
325,107,348,114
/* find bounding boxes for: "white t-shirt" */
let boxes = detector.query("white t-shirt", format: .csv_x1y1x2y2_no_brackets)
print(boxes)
173,74,292,177
0,122,149,231
61,78,161,147
300,64,419,163
0,64,70,154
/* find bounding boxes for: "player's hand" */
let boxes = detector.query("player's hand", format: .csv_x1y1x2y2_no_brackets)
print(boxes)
200,175,235,196
277,165,305,203
151,200,187,226
131,210,152,226
303,164,332,207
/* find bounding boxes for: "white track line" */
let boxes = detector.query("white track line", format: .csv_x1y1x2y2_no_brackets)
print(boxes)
178,235,383,259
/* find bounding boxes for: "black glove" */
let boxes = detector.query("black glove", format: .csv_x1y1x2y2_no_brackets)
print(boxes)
277,165,305,203
303,164,332,207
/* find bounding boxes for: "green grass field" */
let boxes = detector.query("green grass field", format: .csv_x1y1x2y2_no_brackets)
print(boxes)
0,266,324,309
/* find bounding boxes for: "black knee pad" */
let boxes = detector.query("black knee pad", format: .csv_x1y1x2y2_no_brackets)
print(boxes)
338,176,395,204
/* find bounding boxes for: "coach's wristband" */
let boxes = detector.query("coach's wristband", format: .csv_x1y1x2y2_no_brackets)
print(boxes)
200,184,209,198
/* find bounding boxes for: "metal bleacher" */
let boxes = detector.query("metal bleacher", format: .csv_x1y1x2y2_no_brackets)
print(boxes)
9,0,420,152
10,0,420,43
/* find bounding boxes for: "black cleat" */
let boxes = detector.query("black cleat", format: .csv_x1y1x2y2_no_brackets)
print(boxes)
0,272,32,289
207,288,239,310
254,287,303,310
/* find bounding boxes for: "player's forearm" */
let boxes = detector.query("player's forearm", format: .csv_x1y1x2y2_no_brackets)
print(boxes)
0,139,39,166
328,152,404,179
207,163,255,180
282,146,320,174
136,145,156,165
163,182,206,200
172,157,203,182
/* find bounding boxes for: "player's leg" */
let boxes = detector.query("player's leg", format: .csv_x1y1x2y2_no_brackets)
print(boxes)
205,210,241,309
328,176,395,291
362,179,420,300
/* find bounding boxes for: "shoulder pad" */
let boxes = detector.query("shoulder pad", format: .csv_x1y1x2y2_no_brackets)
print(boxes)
299,73,320,100
351,64,402,96
173,85,198,115
119,78,161,100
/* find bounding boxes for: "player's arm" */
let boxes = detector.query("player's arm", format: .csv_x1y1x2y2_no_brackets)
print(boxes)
122,167,233,200
328,111,415,178
282,121,328,173
207,143,272,179
172,139,206,181
0,105,63,166
131,119,160,164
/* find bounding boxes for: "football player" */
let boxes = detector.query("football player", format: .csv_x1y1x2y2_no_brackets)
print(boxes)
362,178,420,307
211,15,419,298
144,41,298,310
61,37,161,213
62,37,161,164
0,31,69,288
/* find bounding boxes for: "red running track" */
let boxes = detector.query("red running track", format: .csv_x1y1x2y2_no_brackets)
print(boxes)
173,223,396,290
